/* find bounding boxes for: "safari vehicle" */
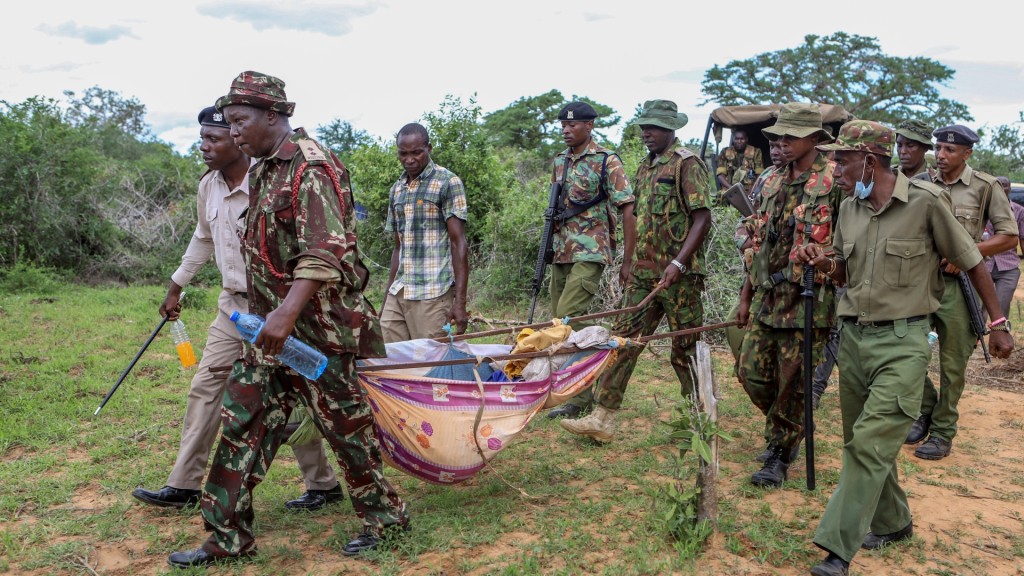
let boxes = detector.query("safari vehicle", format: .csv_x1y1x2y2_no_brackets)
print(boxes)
698,103,855,193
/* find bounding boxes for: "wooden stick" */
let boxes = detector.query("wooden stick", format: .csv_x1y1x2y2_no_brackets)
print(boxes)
358,319,739,373
436,283,666,343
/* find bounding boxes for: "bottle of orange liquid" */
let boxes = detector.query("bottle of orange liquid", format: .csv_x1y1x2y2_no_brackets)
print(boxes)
169,320,197,367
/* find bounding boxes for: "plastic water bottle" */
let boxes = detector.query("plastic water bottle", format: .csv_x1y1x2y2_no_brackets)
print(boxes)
169,320,197,368
927,331,939,348
229,311,328,380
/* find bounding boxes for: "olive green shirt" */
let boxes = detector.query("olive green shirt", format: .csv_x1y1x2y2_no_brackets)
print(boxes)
834,173,982,322
928,163,1019,241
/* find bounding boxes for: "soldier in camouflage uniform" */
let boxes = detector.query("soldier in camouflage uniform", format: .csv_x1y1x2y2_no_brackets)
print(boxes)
168,72,408,569
736,102,841,488
716,128,764,191
560,100,712,442
895,119,936,180
545,101,636,419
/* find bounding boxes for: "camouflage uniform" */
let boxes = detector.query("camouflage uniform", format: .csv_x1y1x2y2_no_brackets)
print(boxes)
716,145,764,190
738,152,840,453
594,139,713,408
551,139,634,409
200,127,407,556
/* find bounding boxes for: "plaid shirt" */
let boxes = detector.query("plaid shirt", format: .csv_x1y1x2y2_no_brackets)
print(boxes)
385,161,467,300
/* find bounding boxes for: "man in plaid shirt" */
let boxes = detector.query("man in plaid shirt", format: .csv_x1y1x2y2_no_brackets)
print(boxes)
382,122,469,342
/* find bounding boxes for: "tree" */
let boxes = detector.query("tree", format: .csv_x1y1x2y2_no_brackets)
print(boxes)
316,118,373,155
483,90,620,158
972,111,1024,180
63,86,150,139
701,33,972,127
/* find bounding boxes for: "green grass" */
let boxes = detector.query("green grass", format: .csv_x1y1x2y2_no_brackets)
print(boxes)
1,283,1023,575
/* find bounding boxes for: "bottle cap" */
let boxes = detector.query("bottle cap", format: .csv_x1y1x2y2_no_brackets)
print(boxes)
230,311,240,321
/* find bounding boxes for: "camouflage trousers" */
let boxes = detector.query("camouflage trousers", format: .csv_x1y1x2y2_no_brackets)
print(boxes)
738,322,829,450
200,353,408,556
595,273,704,410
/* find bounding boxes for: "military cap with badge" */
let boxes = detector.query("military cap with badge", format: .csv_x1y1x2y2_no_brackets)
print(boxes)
558,102,598,121
932,124,979,147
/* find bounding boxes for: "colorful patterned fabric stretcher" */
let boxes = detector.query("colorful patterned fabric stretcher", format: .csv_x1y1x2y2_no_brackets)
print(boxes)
357,338,617,484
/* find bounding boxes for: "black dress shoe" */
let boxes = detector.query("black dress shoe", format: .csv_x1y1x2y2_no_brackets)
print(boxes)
863,522,913,549
914,436,951,460
284,484,345,511
132,486,201,509
167,547,254,568
547,403,588,419
341,523,410,556
810,553,849,576
905,414,931,444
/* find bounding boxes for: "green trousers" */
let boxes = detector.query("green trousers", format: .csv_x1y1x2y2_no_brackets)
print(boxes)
594,273,703,410
813,318,929,562
921,278,976,440
550,261,604,408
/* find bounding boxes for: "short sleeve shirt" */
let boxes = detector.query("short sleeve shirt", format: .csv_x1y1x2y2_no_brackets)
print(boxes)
384,161,467,300
551,140,634,265
927,164,1019,241
834,173,982,322
633,140,713,276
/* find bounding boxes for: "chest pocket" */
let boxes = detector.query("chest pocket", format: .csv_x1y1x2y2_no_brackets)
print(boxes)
398,192,442,233
206,206,219,225
954,205,982,241
566,165,602,206
263,190,295,225
650,178,680,215
883,239,927,287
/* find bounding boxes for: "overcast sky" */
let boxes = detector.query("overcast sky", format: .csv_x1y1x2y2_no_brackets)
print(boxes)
5,0,1022,155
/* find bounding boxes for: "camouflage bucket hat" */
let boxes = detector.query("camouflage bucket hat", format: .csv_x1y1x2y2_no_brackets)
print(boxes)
817,120,894,157
631,99,688,130
762,102,832,141
215,71,295,117
895,119,934,148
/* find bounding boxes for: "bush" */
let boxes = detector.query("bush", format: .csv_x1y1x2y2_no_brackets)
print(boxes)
0,262,62,295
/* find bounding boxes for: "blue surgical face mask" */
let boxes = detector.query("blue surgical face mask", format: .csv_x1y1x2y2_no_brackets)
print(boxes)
855,159,875,199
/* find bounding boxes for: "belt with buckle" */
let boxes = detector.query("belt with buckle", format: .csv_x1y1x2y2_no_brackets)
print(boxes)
846,314,927,327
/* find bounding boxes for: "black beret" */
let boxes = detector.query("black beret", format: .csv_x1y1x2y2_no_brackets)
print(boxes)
198,106,229,128
932,124,979,147
558,102,598,121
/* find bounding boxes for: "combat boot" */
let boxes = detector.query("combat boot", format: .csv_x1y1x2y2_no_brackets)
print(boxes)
560,405,617,443
751,444,792,488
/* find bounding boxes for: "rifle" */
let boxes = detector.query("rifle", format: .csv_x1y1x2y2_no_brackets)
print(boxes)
722,183,753,217
957,271,992,363
801,265,817,491
528,160,571,323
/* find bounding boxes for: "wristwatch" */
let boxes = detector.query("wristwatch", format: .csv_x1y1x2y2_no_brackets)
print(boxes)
670,259,687,273
989,323,1010,332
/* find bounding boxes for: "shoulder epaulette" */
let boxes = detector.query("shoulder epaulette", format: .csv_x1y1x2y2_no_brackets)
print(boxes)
673,147,696,160
972,170,998,185
908,178,943,197
296,137,328,164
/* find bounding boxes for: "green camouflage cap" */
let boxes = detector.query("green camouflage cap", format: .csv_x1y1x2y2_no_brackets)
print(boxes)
631,99,688,130
762,102,832,141
816,120,894,157
895,119,934,148
216,71,295,117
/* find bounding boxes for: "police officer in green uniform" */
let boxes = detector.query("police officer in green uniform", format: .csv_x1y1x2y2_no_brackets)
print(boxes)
906,125,1020,459
559,99,712,441
795,120,1013,576
736,102,841,488
545,102,636,419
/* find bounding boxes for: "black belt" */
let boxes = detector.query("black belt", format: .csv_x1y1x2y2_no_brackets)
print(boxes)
844,314,927,327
